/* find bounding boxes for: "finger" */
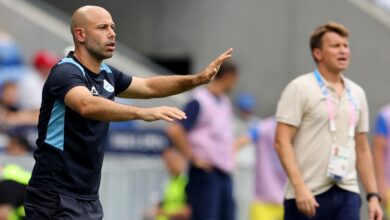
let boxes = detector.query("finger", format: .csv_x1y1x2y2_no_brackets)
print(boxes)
369,210,374,220
212,48,234,66
218,48,233,61
375,211,382,220
303,200,316,218
297,201,308,216
159,114,174,122
162,112,181,121
164,106,186,117
215,54,232,65
171,108,187,119
314,198,320,207
309,201,316,217
225,47,234,55
165,109,186,120
304,204,312,217
303,201,312,218
220,48,233,58
160,106,185,119
168,112,185,120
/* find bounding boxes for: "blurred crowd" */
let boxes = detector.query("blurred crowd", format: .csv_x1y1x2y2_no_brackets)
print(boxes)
0,30,59,220
0,31,59,157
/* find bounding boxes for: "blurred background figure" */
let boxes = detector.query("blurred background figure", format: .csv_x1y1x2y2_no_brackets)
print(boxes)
0,164,31,220
167,62,239,220
17,50,58,110
5,134,32,156
234,92,259,167
235,92,259,125
373,104,390,219
0,81,38,128
0,80,38,155
0,32,25,85
236,115,286,220
144,147,190,220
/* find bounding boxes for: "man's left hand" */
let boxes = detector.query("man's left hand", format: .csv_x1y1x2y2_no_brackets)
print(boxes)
368,197,383,220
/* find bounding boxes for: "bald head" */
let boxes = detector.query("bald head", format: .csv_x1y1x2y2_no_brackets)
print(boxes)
69,5,116,61
70,6,112,36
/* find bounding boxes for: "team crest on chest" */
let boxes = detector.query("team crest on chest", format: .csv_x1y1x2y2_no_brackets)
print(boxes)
103,80,114,93
90,86,99,96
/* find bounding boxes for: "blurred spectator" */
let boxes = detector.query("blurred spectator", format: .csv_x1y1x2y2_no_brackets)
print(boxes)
234,92,259,167
373,104,390,219
5,134,31,156
0,32,26,85
144,147,190,220
236,116,286,220
235,92,258,123
1,81,19,112
0,164,31,220
167,62,239,220
17,50,58,110
0,32,23,68
0,81,38,128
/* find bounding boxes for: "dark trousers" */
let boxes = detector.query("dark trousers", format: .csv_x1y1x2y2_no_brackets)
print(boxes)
284,185,361,220
186,165,235,220
24,186,103,220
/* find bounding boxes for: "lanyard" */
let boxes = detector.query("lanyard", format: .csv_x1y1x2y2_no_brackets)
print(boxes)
313,69,357,137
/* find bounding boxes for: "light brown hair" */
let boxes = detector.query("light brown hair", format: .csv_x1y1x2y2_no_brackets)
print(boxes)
310,22,349,62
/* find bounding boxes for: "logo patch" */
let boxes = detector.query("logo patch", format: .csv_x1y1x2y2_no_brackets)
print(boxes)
90,86,99,96
103,80,114,93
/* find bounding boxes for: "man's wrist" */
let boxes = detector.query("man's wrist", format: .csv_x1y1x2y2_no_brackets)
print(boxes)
367,192,382,202
291,179,306,190
192,74,205,86
132,107,144,120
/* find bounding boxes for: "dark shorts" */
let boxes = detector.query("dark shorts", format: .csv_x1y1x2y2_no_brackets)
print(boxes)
186,165,235,220
284,185,361,220
24,186,103,220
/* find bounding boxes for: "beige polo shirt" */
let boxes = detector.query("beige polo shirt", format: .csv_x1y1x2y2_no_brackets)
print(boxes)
276,72,369,199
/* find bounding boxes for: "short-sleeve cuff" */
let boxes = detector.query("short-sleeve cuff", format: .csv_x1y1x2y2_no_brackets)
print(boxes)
60,83,88,99
276,116,300,127
356,126,369,133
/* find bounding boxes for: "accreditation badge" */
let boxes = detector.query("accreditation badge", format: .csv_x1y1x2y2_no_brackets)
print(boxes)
327,144,351,182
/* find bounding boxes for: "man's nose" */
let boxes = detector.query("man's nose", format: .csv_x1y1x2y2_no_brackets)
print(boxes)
339,46,349,54
108,28,116,38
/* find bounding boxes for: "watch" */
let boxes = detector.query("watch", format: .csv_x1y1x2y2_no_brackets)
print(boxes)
366,192,382,202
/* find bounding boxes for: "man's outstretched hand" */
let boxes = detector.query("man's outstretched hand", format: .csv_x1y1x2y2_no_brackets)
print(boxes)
197,48,233,84
139,106,187,122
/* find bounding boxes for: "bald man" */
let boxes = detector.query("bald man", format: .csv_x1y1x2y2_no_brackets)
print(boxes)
24,5,233,220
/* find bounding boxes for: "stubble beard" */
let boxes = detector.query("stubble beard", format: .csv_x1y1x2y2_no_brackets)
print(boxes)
86,42,113,61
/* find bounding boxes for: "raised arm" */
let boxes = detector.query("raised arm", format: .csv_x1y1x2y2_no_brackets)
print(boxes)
275,122,319,218
118,48,233,99
64,86,186,122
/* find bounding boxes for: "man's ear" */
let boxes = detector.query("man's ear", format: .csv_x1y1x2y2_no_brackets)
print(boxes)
312,48,322,63
74,28,86,43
